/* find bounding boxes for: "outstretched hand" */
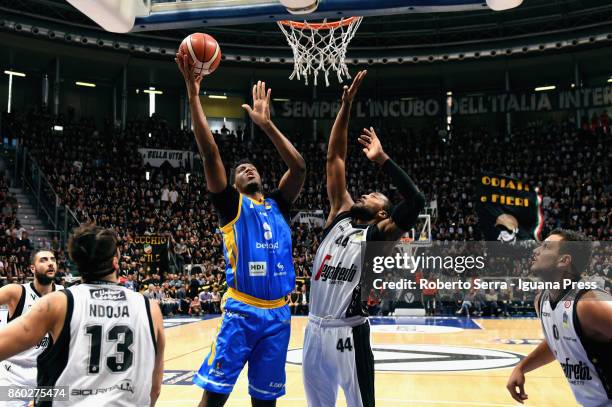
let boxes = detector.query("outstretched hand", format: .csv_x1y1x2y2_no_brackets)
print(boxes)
242,81,272,128
358,127,389,165
342,70,367,105
175,52,202,96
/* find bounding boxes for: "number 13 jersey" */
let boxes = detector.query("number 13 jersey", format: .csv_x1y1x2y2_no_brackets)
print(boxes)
36,282,157,406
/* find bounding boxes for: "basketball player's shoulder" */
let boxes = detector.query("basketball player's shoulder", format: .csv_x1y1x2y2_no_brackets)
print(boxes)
0,283,25,303
576,290,612,312
321,211,352,240
30,290,68,319
575,290,612,335
0,283,24,295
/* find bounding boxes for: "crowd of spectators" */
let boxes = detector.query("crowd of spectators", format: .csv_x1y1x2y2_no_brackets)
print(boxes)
0,106,609,317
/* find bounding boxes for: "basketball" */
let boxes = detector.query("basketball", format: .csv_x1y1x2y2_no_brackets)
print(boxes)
179,33,221,76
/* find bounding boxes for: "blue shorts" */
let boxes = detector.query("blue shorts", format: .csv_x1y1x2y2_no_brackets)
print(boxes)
193,297,291,400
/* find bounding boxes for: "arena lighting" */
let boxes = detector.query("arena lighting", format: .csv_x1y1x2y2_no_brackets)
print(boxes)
4,70,26,77
5,70,26,113
52,125,64,131
186,173,191,183
446,91,453,96
608,78,612,83
143,88,163,95
208,95,227,99
273,98,290,102
76,81,96,88
145,171,150,181
534,85,556,91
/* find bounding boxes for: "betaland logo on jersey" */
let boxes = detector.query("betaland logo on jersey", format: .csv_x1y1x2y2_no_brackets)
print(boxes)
255,241,279,250
89,288,127,301
561,359,593,383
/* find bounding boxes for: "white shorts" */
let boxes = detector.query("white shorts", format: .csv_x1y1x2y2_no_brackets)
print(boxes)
302,318,375,407
0,361,36,407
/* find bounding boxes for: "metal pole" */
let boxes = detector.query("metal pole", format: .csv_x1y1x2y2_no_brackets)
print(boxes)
505,68,511,135
180,90,186,130
53,59,60,115
42,74,49,107
121,67,127,131
574,59,581,129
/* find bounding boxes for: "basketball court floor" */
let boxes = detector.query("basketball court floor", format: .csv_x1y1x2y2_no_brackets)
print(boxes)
158,316,578,407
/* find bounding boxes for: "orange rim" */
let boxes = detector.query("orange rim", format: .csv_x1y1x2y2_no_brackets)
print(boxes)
279,16,361,30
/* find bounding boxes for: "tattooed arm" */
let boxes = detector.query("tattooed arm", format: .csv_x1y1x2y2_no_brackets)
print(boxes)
0,292,67,361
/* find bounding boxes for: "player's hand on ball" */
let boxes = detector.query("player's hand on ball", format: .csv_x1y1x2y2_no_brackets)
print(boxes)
175,52,202,96
358,127,388,165
342,70,367,105
242,80,272,127
506,365,528,403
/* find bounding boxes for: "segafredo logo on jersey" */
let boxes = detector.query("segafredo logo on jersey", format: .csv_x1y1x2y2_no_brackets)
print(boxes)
561,359,593,382
89,288,126,301
314,255,358,283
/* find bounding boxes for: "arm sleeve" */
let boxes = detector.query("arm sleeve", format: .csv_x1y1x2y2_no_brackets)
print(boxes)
209,185,241,227
382,158,426,231
267,189,292,220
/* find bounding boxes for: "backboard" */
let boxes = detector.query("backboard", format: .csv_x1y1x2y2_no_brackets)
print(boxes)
66,0,522,33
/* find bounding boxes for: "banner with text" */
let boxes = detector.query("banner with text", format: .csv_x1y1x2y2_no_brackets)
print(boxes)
133,235,169,274
270,86,612,118
138,148,194,168
475,174,544,242
292,210,326,228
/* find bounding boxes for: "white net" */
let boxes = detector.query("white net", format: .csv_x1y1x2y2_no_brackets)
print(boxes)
277,17,363,86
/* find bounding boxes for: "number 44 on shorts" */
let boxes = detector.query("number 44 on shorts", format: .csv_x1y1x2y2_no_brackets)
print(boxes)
336,337,353,352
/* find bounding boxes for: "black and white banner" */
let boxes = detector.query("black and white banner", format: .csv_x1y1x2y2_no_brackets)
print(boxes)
291,210,325,228
138,148,194,168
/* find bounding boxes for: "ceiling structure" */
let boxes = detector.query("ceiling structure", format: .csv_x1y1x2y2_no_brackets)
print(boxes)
2,0,611,52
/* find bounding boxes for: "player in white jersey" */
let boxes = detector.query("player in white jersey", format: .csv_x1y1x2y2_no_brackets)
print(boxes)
303,70,425,407
0,224,165,406
507,229,612,406
0,250,62,407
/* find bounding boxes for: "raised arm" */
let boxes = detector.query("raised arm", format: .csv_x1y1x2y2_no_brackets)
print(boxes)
358,127,426,241
326,70,367,226
242,81,306,203
176,53,227,193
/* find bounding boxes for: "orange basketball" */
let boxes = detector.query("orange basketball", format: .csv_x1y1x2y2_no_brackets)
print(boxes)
179,33,221,76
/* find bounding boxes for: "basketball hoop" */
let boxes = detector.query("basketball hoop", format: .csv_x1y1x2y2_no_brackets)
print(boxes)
277,17,362,86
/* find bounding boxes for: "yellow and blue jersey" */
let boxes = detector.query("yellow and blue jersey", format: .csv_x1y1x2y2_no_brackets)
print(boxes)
220,192,295,302
196,186,295,399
